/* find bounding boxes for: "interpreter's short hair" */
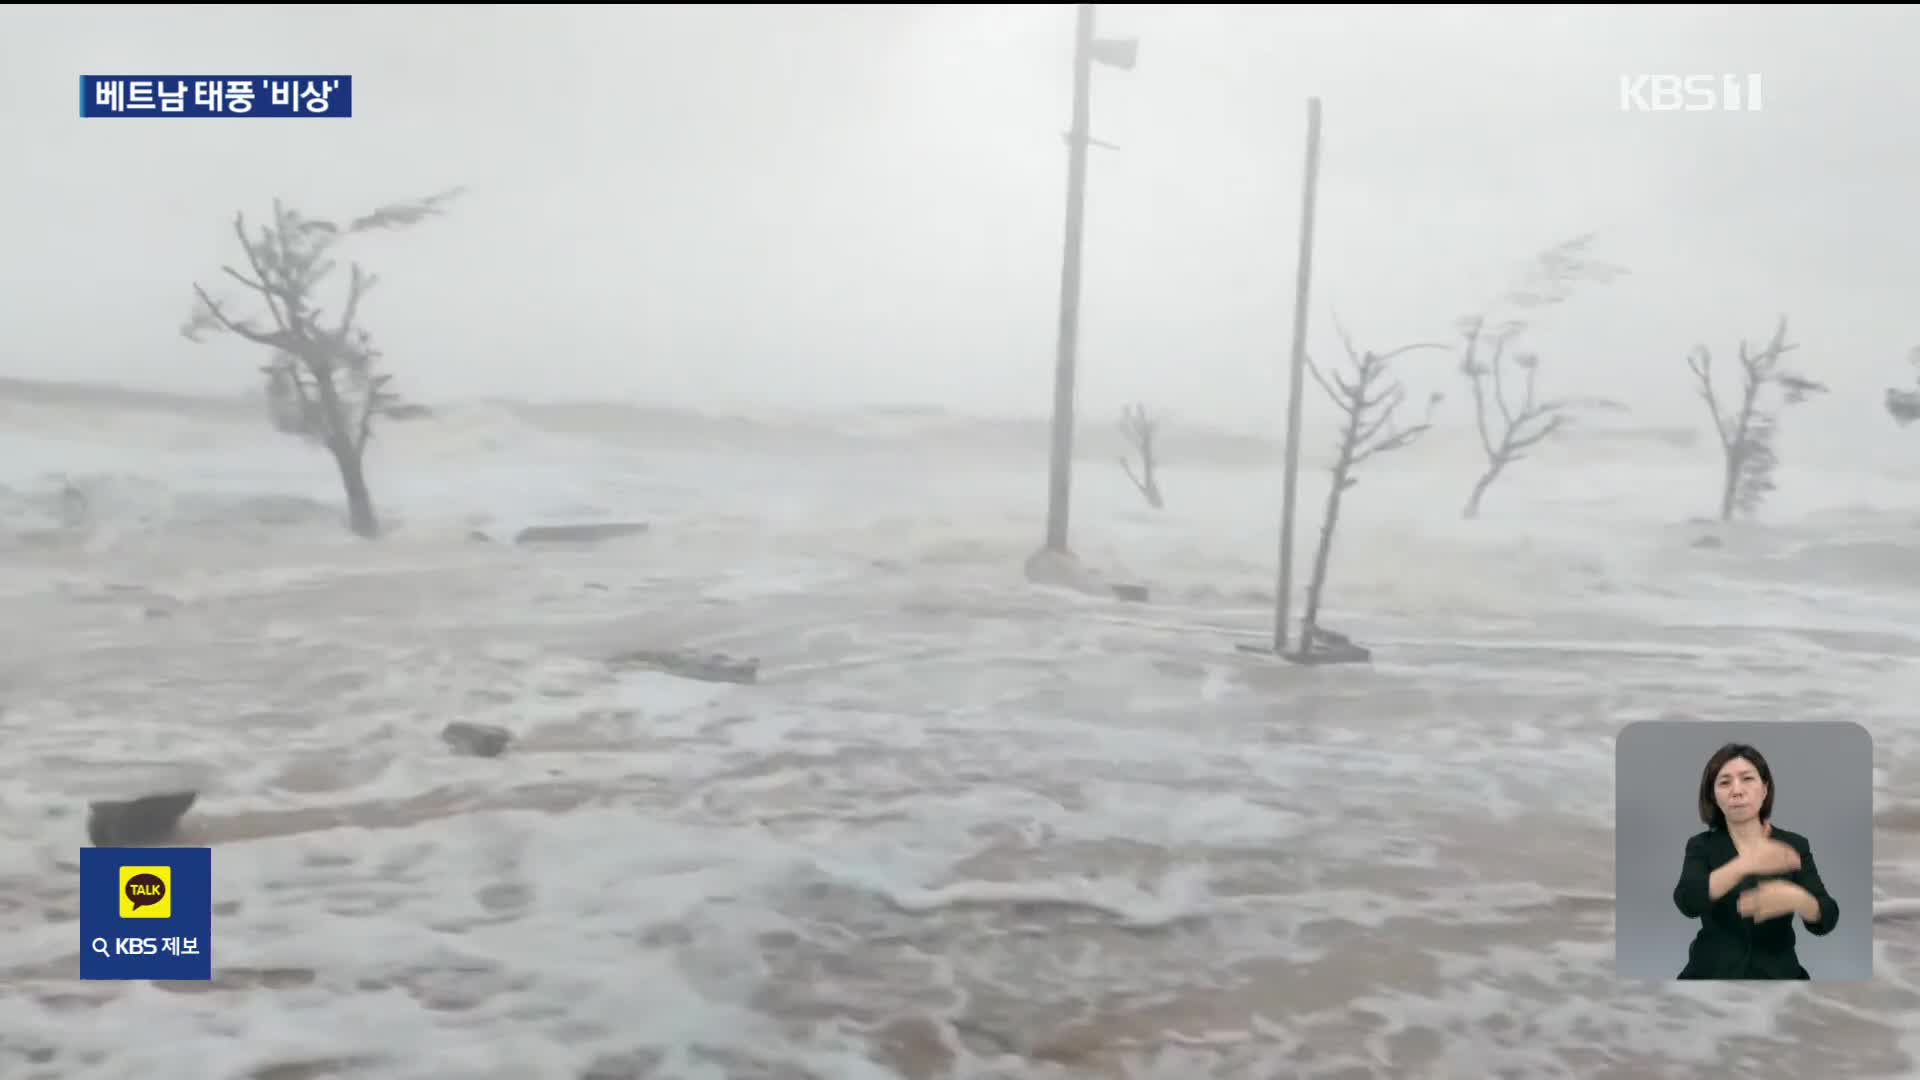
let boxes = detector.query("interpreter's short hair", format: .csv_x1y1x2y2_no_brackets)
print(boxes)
1698,742,1775,829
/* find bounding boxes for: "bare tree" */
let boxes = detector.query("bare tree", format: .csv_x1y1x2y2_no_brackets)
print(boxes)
1685,316,1825,521
1456,234,1628,518
1457,317,1625,518
1116,401,1165,510
1887,346,1920,427
181,188,465,538
1296,321,1445,660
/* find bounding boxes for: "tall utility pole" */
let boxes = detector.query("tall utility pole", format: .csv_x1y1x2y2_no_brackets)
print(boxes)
1042,3,1098,555
1272,97,1324,654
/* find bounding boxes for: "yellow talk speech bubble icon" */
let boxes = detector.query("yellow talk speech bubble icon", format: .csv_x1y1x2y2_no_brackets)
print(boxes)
119,865,171,919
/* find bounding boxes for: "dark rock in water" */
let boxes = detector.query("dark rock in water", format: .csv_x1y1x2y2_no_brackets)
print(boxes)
1691,535,1724,550
608,647,759,685
87,791,197,847
513,523,649,546
467,530,494,544
1110,583,1150,603
442,721,513,758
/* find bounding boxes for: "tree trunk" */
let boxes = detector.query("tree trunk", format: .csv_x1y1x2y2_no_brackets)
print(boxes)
310,364,380,539
1719,380,1760,522
331,442,379,539
1717,448,1739,522
1121,455,1165,510
1299,462,1348,655
1463,462,1502,519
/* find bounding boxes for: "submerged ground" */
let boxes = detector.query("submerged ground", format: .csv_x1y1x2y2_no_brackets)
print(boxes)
1,386,1916,1078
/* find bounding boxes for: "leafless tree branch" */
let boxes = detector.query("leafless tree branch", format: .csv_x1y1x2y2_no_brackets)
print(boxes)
1688,315,1823,521
1455,235,1630,518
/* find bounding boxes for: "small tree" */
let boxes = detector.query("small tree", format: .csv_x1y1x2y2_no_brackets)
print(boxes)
1887,347,1920,427
1297,321,1444,657
1685,316,1825,521
181,188,465,538
1116,401,1165,510
1457,318,1625,518
1457,234,1627,518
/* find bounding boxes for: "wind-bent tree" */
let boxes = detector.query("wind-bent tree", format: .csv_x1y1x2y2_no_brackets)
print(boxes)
1456,317,1625,518
1298,321,1444,658
1887,346,1920,426
1686,315,1825,521
1116,401,1165,510
181,187,465,538
1456,234,1627,518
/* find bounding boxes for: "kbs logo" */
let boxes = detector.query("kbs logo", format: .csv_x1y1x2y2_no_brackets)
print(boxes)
1619,74,1763,112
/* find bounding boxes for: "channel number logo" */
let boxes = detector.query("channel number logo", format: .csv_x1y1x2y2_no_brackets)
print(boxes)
119,865,172,919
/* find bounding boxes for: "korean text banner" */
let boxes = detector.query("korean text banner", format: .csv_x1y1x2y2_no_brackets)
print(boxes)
79,846,213,980
80,76,352,118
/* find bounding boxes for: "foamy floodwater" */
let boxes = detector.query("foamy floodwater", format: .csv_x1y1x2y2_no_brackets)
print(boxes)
1,387,1918,1079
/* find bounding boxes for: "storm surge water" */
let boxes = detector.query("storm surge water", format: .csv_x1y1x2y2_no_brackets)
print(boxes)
2,378,1917,1079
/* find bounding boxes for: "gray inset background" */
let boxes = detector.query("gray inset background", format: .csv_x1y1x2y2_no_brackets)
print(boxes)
1615,719,1874,980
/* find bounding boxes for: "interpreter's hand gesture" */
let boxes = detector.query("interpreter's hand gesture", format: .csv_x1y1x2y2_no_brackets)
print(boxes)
1738,879,1810,922
1742,827,1802,877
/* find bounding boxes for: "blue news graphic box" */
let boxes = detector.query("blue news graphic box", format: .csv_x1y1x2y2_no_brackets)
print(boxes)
79,846,213,980
79,75,353,118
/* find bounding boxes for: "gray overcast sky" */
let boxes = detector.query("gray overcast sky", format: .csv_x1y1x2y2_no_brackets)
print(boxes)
5,4,1917,443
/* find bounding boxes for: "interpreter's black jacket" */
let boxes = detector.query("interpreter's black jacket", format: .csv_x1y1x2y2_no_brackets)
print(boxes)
1671,825,1839,979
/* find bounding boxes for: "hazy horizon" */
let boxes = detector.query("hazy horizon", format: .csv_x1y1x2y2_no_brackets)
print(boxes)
7,4,1918,448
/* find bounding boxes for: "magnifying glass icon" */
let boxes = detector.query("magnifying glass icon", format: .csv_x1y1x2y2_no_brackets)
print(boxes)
90,937,110,958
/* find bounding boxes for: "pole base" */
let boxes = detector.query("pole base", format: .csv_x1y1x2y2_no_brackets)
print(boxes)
1024,545,1089,588
1235,630,1373,666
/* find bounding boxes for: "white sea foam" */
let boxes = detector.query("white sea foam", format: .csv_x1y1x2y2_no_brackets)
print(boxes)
1,379,1917,1079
